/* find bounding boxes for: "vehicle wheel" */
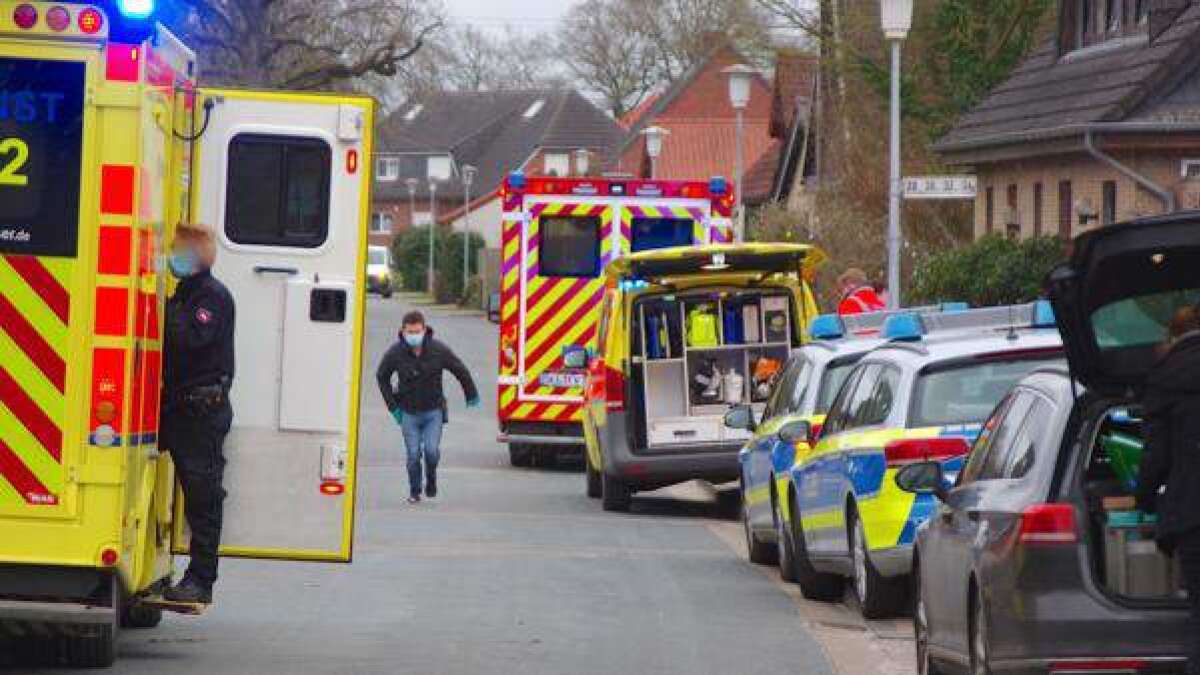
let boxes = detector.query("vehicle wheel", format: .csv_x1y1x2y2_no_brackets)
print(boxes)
121,602,163,629
64,575,119,668
789,498,844,600
744,489,777,565
913,562,947,675
585,456,602,499
509,443,532,467
850,511,908,620
601,473,632,512
969,589,992,675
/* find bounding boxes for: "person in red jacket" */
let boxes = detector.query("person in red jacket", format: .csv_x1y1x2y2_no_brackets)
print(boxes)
837,268,886,315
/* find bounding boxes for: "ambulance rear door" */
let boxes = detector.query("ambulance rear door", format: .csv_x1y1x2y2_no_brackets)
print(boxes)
183,89,374,562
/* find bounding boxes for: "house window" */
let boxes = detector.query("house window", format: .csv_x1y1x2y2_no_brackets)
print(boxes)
985,187,995,235
1033,183,1044,237
1058,180,1073,240
427,155,452,182
544,153,571,177
1182,159,1200,179
1136,0,1149,24
412,211,432,226
1102,181,1118,225
1071,0,1146,50
1106,0,1120,32
377,157,400,182
1005,184,1020,238
370,213,394,234
225,134,331,249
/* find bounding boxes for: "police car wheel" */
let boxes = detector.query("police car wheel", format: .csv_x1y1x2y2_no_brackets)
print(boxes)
790,498,844,601
851,513,907,620
585,457,603,499
744,490,776,566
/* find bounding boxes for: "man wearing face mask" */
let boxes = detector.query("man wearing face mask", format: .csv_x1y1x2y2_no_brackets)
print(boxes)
159,223,236,606
376,311,479,503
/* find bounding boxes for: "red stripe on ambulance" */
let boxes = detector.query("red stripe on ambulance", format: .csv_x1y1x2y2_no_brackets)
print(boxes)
0,294,66,392
0,366,63,462
3,256,69,324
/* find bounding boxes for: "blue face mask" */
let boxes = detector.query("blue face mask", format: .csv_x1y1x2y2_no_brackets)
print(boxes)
404,332,425,348
168,250,198,279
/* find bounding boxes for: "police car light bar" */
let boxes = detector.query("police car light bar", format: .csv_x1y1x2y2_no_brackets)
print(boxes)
916,301,1057,336
809,314,844,340
882,313,925,341
836,304,952,339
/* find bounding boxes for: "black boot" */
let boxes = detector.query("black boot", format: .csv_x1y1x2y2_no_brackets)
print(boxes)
164,576,212,604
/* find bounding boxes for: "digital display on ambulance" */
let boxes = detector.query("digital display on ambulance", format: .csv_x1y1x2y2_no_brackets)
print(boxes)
0,57,86,258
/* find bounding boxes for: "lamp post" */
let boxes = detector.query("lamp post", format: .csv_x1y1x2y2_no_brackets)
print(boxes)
723,64,755,242
641,126,669,179
461,164,477,303
573,148,591,177
427,180,438,297
881,0,913,309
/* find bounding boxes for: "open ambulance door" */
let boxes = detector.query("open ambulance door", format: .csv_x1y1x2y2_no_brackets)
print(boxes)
174,89,374,562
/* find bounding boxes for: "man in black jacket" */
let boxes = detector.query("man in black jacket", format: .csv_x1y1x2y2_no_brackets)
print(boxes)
377,311,480,503
1137,305,1200,674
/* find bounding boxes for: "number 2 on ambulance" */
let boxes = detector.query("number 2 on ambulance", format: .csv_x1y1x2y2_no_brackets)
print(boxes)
0,137,29,186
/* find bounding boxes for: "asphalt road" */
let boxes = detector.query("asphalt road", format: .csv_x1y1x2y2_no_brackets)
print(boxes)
10,297,843,675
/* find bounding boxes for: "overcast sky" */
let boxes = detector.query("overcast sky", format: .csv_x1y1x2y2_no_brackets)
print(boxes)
440,0,573,30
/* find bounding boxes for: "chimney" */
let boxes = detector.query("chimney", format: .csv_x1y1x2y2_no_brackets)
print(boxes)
1150,0,1192,43
771,49,818,139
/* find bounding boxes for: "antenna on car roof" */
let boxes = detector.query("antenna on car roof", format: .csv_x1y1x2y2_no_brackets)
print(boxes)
1006,305,1019,341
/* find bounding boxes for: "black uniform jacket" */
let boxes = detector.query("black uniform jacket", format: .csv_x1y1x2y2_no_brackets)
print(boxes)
1137,331,1200,543
376,328,478,416
163,269,237,401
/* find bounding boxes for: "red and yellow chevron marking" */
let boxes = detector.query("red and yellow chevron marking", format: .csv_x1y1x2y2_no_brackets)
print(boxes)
0,255,72,507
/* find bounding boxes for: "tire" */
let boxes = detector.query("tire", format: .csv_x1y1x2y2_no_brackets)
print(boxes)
121,602,163,629
913,561,947,675
601,472,632,512
850,511,908,620
969,588,992,675
788,497,844,600
509,443,532,467
585,456,602,499
744,486,777,565
63,575,119,668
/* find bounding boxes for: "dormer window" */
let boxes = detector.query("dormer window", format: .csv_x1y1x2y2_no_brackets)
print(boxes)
1065,0,1148,52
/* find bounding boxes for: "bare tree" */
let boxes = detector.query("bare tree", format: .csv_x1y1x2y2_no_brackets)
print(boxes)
163,0,444,91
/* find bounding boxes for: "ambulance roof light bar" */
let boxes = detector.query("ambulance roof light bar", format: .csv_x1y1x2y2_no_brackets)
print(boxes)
117,0,154,18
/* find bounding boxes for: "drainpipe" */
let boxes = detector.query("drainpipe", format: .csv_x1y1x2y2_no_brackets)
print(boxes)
1083,130,1177,213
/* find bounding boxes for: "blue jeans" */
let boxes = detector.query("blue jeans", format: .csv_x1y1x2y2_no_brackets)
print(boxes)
401,409,443,497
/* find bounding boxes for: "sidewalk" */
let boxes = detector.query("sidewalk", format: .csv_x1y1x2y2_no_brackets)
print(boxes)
392,292,486,318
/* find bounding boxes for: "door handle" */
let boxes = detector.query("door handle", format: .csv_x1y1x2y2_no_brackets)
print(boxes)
254,265,299,276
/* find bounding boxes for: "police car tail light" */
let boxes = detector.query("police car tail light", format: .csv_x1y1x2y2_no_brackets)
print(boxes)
883,437,969,467
13,4,37,29
1019,503,1078,545
605,365,626,412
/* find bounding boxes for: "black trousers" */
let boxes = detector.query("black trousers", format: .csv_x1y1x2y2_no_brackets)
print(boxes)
161,405,231,588
1177,528,1200,675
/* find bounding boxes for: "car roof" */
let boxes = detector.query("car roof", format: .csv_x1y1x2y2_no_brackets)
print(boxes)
860,327,1064,372
796,337,887,364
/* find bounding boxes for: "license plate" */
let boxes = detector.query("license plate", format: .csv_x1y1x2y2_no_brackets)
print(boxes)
539,371,586,388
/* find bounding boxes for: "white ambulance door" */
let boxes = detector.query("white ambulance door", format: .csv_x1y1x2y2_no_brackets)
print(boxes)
181,89,374,562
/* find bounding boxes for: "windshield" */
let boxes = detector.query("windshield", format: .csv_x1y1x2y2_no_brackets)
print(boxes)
368,248,388,265
911,354,1063,427
815,361,857,415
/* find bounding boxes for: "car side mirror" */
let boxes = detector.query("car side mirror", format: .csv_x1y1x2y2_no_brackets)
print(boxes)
778,420,813,446
723,404,756,432
895,461,949,501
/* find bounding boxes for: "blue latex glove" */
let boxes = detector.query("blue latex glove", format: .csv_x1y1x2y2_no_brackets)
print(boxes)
391,409,405,425
466,397,481,409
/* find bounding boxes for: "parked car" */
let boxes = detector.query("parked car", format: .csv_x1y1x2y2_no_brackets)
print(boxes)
741,305,1064,618
487,291,502,324
582,244,820,512
367,245,393,298
736,305,970,569
899,214,1196,675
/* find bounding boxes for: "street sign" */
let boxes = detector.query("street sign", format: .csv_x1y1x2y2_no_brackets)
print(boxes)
903,175,977,200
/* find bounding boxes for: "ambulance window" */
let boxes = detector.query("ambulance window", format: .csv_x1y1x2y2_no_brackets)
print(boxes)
631,218,693,252
540,216,601,277
225,134,331,248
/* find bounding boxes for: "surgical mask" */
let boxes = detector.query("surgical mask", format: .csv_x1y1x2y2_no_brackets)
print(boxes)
168,250,198,279
404,332,425,348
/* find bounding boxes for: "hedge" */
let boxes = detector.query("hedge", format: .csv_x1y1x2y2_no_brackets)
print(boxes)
908,235,1066,307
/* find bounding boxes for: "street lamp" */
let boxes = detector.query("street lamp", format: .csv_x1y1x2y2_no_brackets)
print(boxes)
427,180,438,297
641,126,669,179
881,0,914,309
573,148,591,177
461,164,477,303
723,64,755,242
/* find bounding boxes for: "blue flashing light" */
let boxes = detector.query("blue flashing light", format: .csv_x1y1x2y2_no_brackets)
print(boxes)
883,313,925,341
1033,300,1057,328
619,279,650,292
508,171,527,189
940,302,969,313
709,176,729,196
117,0,155,19
809,314,845,341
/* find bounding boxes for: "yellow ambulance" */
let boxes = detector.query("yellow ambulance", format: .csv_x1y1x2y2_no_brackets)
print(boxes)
0,2,374,665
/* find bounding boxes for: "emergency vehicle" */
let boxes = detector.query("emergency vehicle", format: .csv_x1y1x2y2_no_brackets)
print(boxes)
496,173,736,467
0,2,374,666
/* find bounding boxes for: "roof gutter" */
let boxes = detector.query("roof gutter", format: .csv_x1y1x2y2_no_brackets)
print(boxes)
1083,129,1177,212
935,122,1200,155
